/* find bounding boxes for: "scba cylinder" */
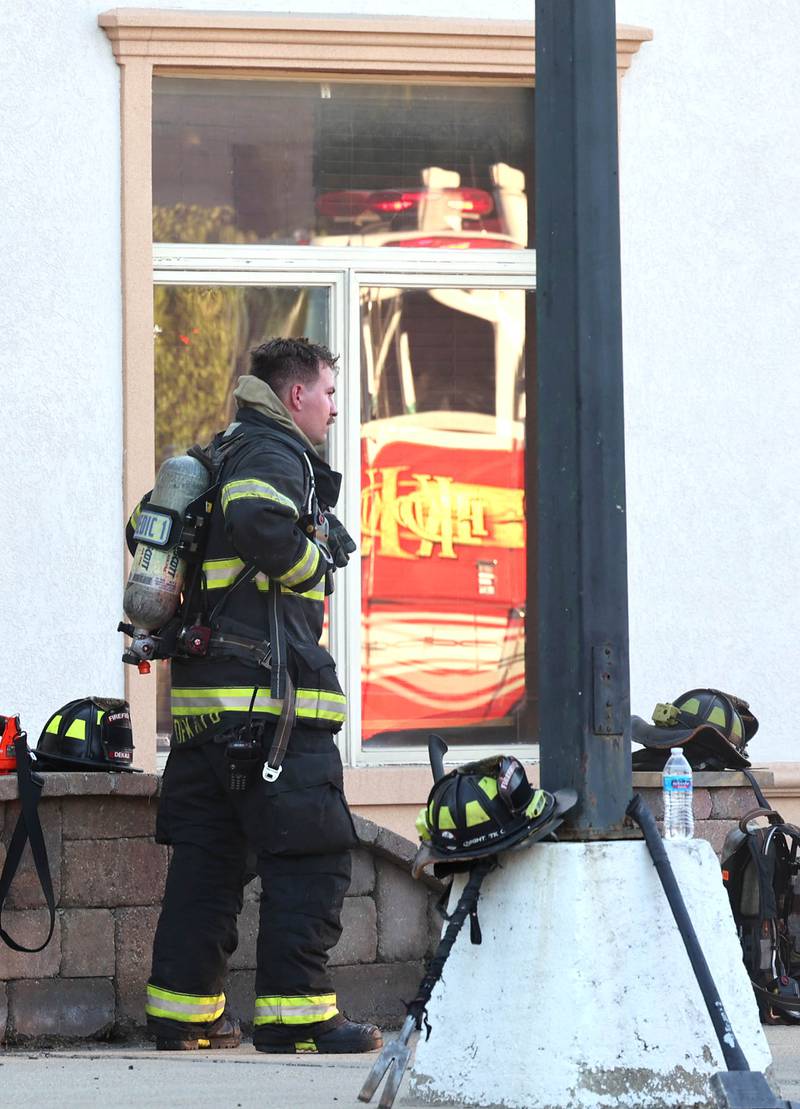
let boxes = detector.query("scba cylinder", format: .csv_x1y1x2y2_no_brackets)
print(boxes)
123,455,209,631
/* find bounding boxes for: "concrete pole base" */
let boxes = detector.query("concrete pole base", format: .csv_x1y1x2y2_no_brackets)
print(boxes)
405,839,770,1109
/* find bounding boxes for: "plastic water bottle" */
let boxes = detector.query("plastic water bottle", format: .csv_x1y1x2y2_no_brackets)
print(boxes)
662,747,694,839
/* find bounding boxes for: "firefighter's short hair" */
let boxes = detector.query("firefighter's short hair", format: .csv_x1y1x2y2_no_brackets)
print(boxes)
250,337,339,396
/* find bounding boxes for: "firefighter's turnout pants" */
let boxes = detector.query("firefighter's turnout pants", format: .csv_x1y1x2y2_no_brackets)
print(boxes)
146,725,357,1045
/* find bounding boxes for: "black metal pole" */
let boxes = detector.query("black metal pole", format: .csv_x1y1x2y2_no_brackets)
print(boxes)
535,0,631,835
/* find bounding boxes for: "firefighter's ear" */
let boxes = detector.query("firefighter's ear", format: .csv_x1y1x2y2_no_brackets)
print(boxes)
286,382,304,413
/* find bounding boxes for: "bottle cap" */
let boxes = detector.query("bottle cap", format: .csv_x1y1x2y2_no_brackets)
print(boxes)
670,747,682,755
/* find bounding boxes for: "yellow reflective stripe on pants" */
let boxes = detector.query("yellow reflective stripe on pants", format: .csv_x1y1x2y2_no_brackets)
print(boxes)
276,539,320,589
145,984,226,1023
253,994,338,1026
171,687,346,725
221,479,297,517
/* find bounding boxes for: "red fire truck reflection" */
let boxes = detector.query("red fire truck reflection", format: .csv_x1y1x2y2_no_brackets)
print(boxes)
314,163,528,249
360,285,528,745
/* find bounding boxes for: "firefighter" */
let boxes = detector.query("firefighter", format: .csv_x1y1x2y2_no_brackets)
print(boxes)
142,337,382,1054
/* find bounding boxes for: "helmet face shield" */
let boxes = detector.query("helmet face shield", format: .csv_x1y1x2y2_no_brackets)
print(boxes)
497,756,534,814
97,700,135,767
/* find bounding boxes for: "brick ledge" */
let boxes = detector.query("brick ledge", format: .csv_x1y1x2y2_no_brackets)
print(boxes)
0,772,159,802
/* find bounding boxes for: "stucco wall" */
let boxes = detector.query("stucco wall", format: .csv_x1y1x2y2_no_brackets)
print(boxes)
616,0,800,763
1,0,798,764
0,1,124,739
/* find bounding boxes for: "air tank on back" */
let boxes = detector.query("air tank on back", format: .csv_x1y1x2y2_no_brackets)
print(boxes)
123,454,209,631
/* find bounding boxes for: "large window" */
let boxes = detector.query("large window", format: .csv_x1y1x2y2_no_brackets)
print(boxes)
153,78,533,250
152,74,536,763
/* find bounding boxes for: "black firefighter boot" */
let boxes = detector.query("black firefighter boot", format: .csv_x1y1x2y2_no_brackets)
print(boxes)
254,1013,382,1055
153,1011,242,1051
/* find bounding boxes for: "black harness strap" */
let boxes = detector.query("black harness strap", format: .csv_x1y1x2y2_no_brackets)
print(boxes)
0,734,56,952
261,577,296,782
742,768,771,811
193,422,314,782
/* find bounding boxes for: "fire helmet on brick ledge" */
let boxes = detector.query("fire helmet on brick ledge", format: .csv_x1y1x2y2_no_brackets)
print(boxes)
35,697,140,772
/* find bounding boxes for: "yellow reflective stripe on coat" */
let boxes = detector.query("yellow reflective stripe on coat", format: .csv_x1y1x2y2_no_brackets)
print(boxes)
275,539,320,589
294,688,347,724
172,687,346,724
220,479,298,517
202,557,246,589
253,994,338,1026
202,558,324,601
145,984,226,1023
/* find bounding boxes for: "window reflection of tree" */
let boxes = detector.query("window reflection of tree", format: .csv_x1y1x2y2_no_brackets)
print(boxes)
155,281,324,467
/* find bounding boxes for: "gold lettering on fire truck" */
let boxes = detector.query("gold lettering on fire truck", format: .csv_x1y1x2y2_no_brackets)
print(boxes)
361,467,524,559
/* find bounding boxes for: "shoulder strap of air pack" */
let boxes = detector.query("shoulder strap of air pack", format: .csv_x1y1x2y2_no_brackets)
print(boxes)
742,768,772,812
195,421,311,783
0,732,56,952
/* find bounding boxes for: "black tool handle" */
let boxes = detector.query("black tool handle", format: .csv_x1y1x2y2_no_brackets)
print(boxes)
408,858,493,1025
627,793,750,1073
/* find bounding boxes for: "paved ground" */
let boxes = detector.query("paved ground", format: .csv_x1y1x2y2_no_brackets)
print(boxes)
767,1026,800,1103
0,1027,797,1108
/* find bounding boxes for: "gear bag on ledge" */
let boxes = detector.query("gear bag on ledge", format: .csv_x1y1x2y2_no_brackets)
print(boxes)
721,769,800,1025
0,716,55,952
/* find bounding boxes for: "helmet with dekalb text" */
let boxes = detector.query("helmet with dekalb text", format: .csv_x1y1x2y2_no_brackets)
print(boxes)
35,698,139,772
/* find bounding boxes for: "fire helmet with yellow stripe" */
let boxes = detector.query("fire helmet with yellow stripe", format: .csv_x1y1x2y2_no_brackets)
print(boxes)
411,734,575,877
631,688,757,771
35,698,139,772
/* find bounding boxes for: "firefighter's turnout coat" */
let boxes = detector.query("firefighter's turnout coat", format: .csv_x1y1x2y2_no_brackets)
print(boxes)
130,374,347,746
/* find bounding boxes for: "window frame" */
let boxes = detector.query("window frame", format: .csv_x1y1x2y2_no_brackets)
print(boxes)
100,11,651,771
153,246,536,768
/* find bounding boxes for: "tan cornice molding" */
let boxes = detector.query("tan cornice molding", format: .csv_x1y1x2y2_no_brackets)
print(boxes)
98,10,652,80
